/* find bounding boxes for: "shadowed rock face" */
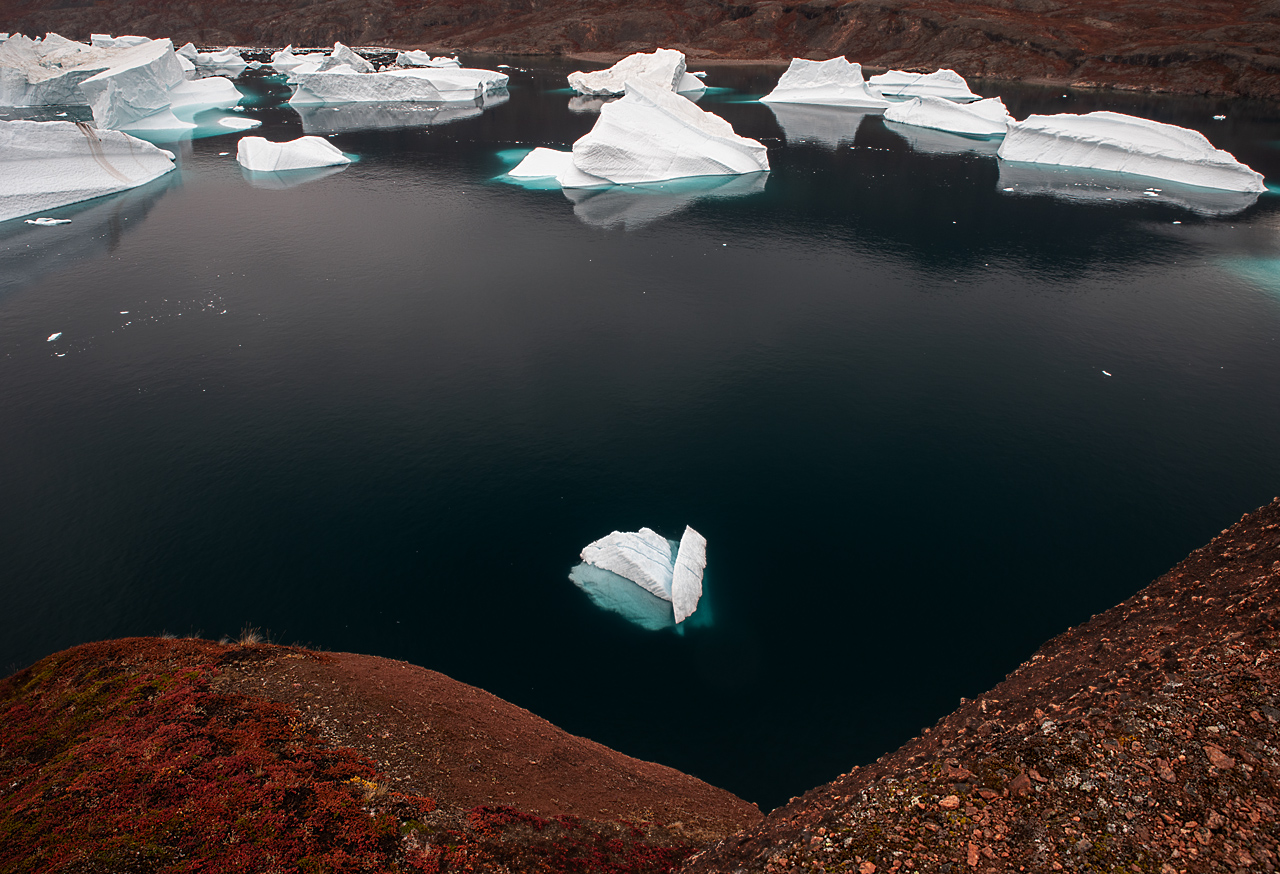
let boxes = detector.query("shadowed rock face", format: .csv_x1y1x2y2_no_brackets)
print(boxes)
7,0,1280,101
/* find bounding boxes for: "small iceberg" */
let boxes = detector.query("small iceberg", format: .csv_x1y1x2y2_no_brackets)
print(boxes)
235,135,351,172
568,48,688,96
0,119,175,223
760,58,891,109
570,525,708,629
176,43,247,72
869,69,980,102
395,50,461,68
26,217,71,225
882,95,1011,138
997,111,1266,193
268,45,316,72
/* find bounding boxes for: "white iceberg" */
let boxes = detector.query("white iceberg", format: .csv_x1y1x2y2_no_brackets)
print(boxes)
567,48,686,96
0,119,175,223
167,76,241,111
0,33,116,106
580,528,674,600
509,146,576,179
269,45,318,72
996,161,1261,216
997,111,1266,193
761,57,891,109
766,103,869,148
882,95,1011,138
78,39,186,130
176,43,247,72
90,34,151,49
235,135,351,172
677,71,706,94
288,66,508,104
395,50,461,68
317,42,374,74
571,79,769,184
671,526,706,624
869,69,980,102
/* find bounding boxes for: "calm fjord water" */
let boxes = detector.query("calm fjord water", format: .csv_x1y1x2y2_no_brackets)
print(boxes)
2,61,1279,810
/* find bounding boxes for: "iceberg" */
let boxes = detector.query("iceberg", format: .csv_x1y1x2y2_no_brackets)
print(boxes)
567,48,686,96
509,146,576,180
761,57,891,109
176,43,247,72
882,95,1011,138
766,103,869,148
571,79,769,184
0,119,175,223
268,45,318,72
996,161,1261,216
90,35,152,49
235,135,351,172
78,39,186,130
671,526,706,624
288,66,508,105
581,528,674,599
395,50,461,68
997,111,1266,193
0,33,115,106
167,76,241,111
317,42,374,74
677,71,706,94
869,69,980,102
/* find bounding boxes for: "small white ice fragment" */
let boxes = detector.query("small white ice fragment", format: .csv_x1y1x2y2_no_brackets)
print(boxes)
1213,115,1226,120
1102,370,1112,376
218,151,229,155
47,332,62,341
1172,220,1181,224
25,217,72,225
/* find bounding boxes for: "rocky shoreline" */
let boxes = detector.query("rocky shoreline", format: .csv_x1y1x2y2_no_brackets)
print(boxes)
2,497,1278,872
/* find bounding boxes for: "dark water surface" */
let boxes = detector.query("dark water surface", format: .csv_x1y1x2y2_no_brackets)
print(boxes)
3,60,1280,811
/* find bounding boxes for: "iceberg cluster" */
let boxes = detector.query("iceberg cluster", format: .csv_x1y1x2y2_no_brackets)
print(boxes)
235,135,351,172
883,95,1011,138
0,119,175,223
998,112,1266,193
176,43,247,72
869,69,980,101
761,58,891,109
570,526,707,629
568,48,689,96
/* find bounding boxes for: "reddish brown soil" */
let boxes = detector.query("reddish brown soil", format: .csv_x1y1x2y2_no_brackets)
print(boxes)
6,0,1280,100
683,497,1280,874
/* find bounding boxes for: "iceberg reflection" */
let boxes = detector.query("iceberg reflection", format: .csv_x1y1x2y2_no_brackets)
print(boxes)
563,172,769,230
240,164,349,190
766,103,871,149
883,121,1002,157
997,161,1262,216
295,91,508,134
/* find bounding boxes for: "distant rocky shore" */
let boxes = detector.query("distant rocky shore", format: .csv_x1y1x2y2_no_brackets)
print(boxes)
2,498,1278,872
6,0,1280,101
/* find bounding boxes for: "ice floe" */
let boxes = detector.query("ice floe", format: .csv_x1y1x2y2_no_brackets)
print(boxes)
572,525,707,628
394,50,460,68
79,39,186,129
0,119,175,223
235,135,351,172
869,69,980,102
288,65,509,104
761,57,891,109
998,111,1266,193
567,48,687,96
996,161,1261,216
882,95,1011,138
572,79,769,184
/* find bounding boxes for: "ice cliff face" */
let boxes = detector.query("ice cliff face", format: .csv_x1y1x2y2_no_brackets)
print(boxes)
760,58,890,109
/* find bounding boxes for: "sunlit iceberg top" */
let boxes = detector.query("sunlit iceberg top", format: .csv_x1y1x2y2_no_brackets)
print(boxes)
236,135,352,172
869,69,980,102
568,48,687,96
998,111,1266,193
760,58,891,109
883,95,1012,138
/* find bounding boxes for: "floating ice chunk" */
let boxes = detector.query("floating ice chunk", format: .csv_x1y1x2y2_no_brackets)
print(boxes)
78,39,186,130
0,119,175,223
509,146,575,178
568,48,686,96
218,116,261,130
395,50,461,68
581,527,674,600
289,66,508,104
572,79,769,184
26,217,71,225
671,525,706,624
761,58,891,108
870,69,980,101
568,563,676,632
47,332,61,340
91,34,152,49
167,76,241,111
235,135,351,172
677,71,706,94
176,43,247,71
268,45,315,72
998,111,1265,193
0,33,113,106
995,161,1260,216
317,42,374,74
766,103,869,148
883,95,1011,138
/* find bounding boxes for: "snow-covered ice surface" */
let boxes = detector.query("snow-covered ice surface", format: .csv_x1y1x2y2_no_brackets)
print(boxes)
869,69,980,101
167,76,241,111
509,147,575,179
996,161,1261,216
882,95,1011,138
998,111,1266,193
567,48,686,96
289,66,508,105
0,119,175,223
761,58,891,109
765,103,870,148
580,528,674,600
571,79,769,184
395,51,461,68
235,135,351,172
563,173,768,230
671,526,706,624
79,39,186,130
